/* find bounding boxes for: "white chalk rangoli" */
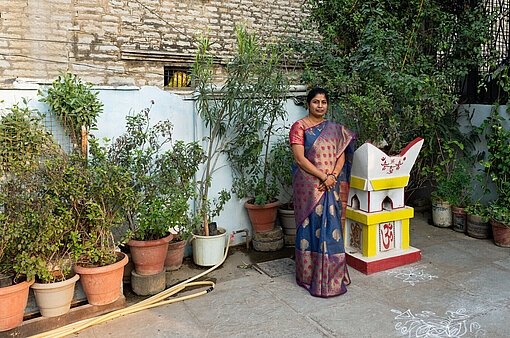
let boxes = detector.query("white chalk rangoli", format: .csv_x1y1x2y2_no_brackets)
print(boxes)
391,308,485,337
386,266,438,286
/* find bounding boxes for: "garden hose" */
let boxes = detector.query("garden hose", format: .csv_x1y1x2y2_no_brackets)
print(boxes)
30,232,235,338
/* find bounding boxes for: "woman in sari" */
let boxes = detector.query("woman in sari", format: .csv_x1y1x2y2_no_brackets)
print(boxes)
290,88,356,297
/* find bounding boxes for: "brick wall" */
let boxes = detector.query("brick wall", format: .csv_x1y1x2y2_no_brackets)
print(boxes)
0,0,311,87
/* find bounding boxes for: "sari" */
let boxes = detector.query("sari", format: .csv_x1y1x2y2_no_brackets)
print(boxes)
290,118,356,297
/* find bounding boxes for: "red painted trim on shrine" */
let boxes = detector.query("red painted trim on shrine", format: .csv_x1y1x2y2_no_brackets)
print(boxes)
346,250,421,275
398,137,423,157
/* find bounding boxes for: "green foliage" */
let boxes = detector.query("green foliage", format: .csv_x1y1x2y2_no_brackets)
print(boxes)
488,203,510,226
193,24,289,229
267,135,295,205
0,155,81,283
295,0,496,197
38,72,103,143
93,108,205,241
477,64,510,221
480,107,510,206
432,159,472,207
80,145,135,266
464,202,490,222
216,25,289,206
0,98,55,174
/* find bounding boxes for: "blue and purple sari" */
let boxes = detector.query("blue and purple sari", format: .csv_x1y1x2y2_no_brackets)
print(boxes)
290,119,356,297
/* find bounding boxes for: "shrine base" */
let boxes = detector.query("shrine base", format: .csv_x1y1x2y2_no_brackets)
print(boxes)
346,247,421,275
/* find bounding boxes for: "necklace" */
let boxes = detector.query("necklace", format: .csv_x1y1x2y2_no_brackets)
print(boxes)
306,115,324,125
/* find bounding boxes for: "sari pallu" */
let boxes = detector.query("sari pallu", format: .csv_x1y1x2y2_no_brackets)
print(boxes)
290,120,356,297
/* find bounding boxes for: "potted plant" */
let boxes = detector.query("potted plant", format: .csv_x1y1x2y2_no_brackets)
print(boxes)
0,102,63,329
464,202,491,239
163,141,205,271
85,110,171,276
191,25,287,264
445,160,473,233
479,100,510,246
0,190,35,331
268,135,296,243
25,155,84,318
0,157,80,322
98,109,204,275
428,140,466,228
71,143,132,306
220,27,288,233
487,203,510,247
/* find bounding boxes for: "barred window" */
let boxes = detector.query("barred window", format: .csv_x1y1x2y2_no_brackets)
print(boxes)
164,67,191,88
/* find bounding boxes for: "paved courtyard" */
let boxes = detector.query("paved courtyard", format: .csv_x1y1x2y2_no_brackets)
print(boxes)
71,211,510,337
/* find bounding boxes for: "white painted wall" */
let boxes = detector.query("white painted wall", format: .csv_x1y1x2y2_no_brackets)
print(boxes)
458,104,510,203
0,85,306,248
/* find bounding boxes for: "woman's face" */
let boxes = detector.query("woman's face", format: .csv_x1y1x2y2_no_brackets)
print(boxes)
308,93,328,119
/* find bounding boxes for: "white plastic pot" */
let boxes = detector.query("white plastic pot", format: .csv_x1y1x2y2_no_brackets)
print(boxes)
31,273,80,317
192,227,227,266
431,199,452,228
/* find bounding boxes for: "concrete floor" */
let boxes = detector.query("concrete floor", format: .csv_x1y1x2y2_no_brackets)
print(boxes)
72,211,510,337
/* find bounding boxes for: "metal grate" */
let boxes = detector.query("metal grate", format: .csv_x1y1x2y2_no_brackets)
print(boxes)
459,0,510,103
0,109,75,173
164,66,191,88
41,114,75,154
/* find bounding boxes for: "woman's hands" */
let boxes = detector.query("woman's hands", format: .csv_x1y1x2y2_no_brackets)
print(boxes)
319,174,337,191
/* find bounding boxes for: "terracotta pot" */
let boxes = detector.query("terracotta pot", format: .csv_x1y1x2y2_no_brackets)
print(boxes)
128,233,173,275
31,273,80,317
0,279,34,332
451,206,467,233
74,252,128,306
245,199,280,233
466,213,491,239
490,220,510,247
165,239,187,271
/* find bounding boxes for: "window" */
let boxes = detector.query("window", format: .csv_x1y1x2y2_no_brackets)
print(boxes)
164,67,191,88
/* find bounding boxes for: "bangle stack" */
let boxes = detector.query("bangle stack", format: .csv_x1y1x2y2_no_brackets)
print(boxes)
320,173,338,183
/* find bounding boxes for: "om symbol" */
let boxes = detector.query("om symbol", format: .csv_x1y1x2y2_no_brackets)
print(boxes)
381,223,394,250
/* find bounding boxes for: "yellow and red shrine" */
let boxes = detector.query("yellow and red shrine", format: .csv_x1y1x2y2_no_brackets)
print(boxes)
344,138,424,274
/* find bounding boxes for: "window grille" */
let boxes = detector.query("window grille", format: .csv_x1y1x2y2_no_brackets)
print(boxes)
164,67,191,88
459,0,510,104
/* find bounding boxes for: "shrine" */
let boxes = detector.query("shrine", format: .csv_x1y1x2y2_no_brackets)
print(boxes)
344,138,424,274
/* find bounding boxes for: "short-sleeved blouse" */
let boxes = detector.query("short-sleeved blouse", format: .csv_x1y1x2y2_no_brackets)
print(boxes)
289,120,305,145
290,118,324,146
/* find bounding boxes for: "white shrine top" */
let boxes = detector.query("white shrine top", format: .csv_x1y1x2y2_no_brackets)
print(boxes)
350,138,424,191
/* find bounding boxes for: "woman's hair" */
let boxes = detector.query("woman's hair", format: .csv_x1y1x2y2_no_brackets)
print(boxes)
306,87,329,105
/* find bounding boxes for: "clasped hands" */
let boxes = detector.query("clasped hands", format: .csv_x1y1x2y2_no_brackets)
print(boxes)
318,174,337,191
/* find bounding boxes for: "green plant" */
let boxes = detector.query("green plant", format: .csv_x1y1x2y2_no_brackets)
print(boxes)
432,158,473,207
479,107,510,208
0,156,81,283
487,203,510,226
268,134,295,206
0,98,55,174
426,138,468,202
38,72,103,147
464,202,490,222
294,0,497,198
77,146,135,266
92,108,204,242
193,24,288,233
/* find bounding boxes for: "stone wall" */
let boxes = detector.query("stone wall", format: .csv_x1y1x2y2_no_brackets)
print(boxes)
0,0,311,87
